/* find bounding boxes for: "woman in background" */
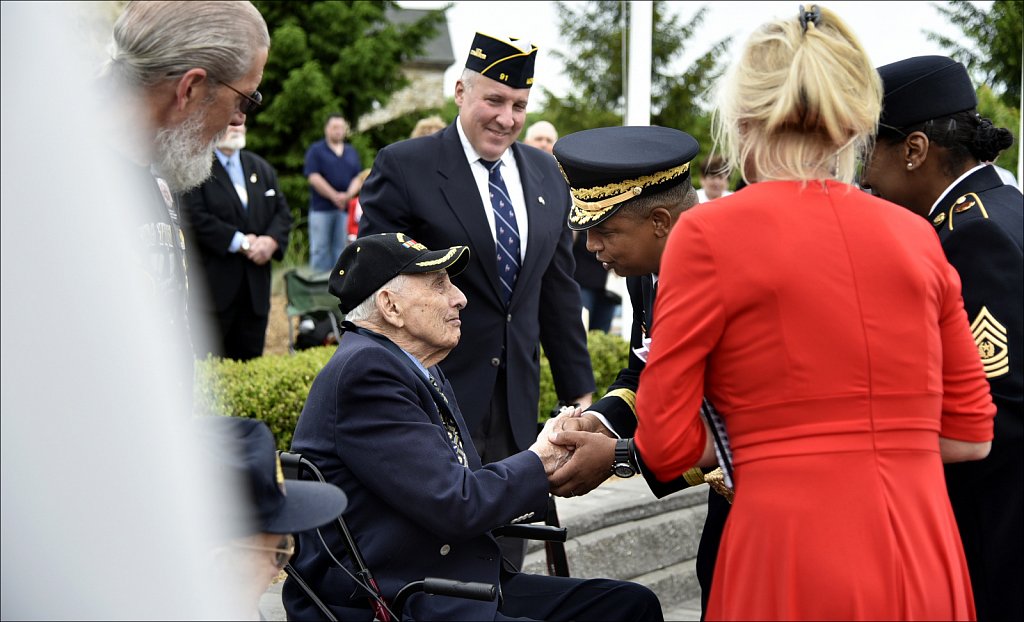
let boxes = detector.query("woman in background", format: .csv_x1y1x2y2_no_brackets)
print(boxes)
633,5,995,620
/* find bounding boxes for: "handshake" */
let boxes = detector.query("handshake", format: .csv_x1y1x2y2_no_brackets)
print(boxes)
527,406,620,498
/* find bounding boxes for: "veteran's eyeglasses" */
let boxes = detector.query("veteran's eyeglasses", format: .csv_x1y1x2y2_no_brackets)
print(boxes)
217,80,263,115
232,533,295,569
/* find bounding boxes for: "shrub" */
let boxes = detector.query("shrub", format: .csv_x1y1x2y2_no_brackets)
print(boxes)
194,348,334,451
537,330,630,422
195,331,630,450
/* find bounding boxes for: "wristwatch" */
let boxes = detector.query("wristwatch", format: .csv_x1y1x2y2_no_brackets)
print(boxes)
239,237,251,252
613,437,637,478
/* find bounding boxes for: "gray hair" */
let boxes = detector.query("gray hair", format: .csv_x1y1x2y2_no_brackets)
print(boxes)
107,1,269,88
345,274,411,323
525,120,558,142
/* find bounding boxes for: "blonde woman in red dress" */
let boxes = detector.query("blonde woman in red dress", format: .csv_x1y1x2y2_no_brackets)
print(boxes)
632,5,996,620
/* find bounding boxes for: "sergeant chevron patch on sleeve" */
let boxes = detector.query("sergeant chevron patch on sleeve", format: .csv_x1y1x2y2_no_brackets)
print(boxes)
970,306,1009,378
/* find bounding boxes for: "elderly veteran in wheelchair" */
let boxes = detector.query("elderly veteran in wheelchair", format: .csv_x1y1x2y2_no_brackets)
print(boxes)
283,232,663,621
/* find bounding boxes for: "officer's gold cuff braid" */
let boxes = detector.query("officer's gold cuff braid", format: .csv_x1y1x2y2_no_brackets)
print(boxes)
682,467,705,487
604,388,637,415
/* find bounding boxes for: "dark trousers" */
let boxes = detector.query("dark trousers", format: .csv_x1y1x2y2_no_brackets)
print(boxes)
697,489,731,620
496,566,664,621
205,278,267,361
472,368,528,569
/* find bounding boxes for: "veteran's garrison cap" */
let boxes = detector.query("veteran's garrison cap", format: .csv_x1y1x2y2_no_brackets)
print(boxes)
877,55,977,129
554,125,700,230
465,32,537,89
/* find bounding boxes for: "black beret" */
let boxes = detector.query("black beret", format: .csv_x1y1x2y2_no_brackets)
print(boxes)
465,32,537,89
329,233,470,313
877,55,977,129
195,416,347,536
553,126,700,230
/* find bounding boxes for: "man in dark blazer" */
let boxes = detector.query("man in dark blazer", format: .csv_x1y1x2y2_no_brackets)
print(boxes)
547,126,734,619
282,234,663,621
358,33,595,467
862,55,1023,622
181,124,292,361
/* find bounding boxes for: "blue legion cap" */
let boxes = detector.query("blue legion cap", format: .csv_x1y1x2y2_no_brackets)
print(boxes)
329,233,470,313
553,126,700,230
465,32,537,89
877,55,977,129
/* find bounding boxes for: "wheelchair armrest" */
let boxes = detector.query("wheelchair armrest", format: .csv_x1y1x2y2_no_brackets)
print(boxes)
491,524,567,542
391,578,496,617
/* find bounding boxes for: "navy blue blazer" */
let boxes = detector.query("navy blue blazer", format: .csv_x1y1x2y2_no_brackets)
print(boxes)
937,165,1023,621
180,151,291,315
357,123,594,450
283,330,550,620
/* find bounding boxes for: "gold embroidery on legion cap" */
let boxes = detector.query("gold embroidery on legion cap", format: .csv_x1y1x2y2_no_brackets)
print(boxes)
415,246,465,267
470,47,487,60
970,306,1009,378
481,50,536,79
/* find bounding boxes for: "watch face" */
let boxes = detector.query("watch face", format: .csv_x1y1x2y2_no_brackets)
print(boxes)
613,463,635,478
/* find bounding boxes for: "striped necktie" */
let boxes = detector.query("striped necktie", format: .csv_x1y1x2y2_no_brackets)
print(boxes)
428,373,468,467
480,158,520,305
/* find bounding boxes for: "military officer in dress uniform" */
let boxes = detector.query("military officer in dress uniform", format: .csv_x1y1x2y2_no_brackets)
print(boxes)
861,54,1023,622
547,125,735,618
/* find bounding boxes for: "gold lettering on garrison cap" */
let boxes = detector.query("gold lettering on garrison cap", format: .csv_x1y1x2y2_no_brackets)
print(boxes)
970,306,1009,378
469,47,487,60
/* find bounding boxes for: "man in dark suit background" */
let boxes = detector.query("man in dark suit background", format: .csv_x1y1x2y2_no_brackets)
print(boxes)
358,33,594,467
181,124,292,360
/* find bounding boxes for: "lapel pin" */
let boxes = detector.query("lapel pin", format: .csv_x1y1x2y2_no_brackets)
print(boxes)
250,172,257,184
538,196,545,205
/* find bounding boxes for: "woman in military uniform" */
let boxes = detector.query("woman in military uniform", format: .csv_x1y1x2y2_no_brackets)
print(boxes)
860,54,1023,622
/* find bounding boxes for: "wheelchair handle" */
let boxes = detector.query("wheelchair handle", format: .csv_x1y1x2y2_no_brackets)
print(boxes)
423,578,497,600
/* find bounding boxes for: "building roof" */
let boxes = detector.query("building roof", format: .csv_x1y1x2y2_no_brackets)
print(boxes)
387,6,455,69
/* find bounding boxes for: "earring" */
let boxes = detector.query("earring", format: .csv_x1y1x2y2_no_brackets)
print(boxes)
906,162,913,169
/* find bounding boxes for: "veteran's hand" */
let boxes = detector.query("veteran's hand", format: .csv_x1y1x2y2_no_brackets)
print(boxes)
529,416,573,476
547,430,617,498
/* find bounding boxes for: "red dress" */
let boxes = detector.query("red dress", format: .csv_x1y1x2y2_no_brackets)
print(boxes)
635,180,995,620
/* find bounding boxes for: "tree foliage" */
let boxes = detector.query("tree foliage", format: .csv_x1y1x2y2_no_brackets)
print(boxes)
246,1,448,260
538,1,730,163
925,0,1021,175
927,0,1022,108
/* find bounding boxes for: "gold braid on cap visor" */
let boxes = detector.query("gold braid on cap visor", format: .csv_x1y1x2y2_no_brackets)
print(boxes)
565,162,690,225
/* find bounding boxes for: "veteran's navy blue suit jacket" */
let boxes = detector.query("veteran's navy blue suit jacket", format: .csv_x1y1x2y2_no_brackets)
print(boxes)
180,152,291,315
283,330,550,621
357,123,594,451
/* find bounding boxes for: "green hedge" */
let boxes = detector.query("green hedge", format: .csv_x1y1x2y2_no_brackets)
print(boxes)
195,330,629,451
